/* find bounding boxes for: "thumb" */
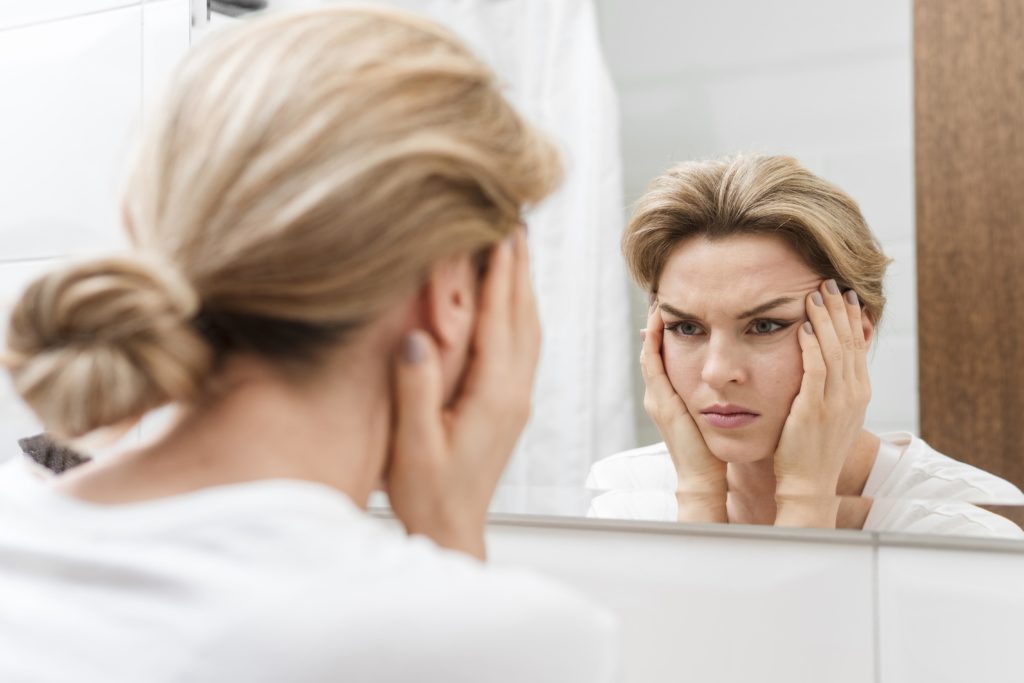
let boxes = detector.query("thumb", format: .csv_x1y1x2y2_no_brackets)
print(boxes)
392,330,446,465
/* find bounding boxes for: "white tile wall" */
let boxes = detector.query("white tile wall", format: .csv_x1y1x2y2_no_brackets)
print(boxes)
595,1,909,84
877,545,1024,683
486,520,1024,683
488,522,876,683
595,0,918,439
142,0,191,106
0,1,139,31
0,7,141,260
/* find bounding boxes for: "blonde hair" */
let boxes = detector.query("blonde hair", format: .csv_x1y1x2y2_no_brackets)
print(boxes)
4,6,560,438
623,155,890,324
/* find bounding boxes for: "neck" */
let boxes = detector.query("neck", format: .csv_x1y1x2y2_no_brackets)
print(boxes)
57,344,393,508
725,430,880,525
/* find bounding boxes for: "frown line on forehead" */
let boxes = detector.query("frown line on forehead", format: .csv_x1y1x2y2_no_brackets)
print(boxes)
659,296,799,321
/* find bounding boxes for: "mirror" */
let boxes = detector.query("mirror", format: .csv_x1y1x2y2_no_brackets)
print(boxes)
6,0,1017,544
196,0,1024,540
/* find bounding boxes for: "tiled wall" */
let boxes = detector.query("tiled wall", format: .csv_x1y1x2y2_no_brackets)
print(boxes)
0,0,191,459
487,520,1024,683
594,0,918,442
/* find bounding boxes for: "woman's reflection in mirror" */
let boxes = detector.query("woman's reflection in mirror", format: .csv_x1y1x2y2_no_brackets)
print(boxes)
588,155,1024,537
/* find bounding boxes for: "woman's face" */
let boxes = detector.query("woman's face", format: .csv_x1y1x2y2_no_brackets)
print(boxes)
656,234,823,464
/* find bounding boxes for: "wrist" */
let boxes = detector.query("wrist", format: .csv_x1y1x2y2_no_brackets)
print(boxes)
774,496,841,529
774,474,839,500
402,505,488,561
675,490,728,523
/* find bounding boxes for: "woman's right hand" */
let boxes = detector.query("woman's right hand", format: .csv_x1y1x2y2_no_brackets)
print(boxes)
386,229,539,561
641,306,727,521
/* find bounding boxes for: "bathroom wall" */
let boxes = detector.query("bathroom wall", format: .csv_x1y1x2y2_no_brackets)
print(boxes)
593,0,917,442
0,0,191,458
486,520,1024,683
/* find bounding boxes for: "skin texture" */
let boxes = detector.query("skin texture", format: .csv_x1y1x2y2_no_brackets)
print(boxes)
640,234,878,528
56,229,539,561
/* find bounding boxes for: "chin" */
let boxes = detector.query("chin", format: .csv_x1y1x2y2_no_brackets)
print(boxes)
703,432,774,464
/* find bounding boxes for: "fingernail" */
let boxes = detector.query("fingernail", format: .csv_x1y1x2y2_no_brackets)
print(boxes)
639,328,647,341
811,292,824,307
825,279,839,295
845,290,859,306
402,333,426,364
803,321,813,334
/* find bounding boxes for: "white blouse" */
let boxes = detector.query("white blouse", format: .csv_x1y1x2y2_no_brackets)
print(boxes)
0,457,620,682
585,433,1024,538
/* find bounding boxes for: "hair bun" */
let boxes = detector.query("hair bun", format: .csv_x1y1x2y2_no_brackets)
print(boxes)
3,256,212,438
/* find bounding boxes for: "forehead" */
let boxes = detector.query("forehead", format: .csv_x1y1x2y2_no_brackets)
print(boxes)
657,234,820,311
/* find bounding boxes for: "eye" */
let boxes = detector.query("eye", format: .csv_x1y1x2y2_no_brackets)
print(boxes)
749,319,787,336
666,320,705,337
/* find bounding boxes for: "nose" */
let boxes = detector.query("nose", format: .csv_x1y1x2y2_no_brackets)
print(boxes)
700,335,747,389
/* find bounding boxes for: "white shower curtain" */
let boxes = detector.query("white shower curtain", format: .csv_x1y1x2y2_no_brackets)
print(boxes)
372,0,637,489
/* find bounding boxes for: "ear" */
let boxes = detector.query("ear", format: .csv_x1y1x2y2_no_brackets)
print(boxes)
862,310,876,346
422,253,478,350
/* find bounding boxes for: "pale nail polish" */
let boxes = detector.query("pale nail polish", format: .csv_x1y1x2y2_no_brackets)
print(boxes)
825,279,839,295
811,292,824,307
402,333,425,364
803,321,813,335
845,290,859,305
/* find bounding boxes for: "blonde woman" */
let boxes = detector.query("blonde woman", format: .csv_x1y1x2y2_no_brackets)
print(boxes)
0,8,617,682
587,155,1024,536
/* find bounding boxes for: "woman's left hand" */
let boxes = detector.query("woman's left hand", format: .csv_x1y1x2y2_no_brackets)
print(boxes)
772,280,870,525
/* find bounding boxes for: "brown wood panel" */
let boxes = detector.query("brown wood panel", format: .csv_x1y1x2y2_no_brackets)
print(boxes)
916,0,1024,487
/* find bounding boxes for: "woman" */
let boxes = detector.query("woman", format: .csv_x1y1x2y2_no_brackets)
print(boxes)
0,8,618,681
587,155,1023,536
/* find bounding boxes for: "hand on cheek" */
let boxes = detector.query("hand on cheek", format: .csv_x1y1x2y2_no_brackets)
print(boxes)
640,306,727,522
385,229,540,560
772,279,871,527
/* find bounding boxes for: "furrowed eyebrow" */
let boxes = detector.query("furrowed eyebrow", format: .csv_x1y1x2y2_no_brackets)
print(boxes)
658,296,798,322
735,296,798,319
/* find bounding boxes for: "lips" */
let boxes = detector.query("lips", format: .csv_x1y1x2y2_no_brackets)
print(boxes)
700,404,760,429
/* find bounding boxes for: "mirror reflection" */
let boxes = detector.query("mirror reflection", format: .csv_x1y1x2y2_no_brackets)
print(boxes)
4,0,1021,545
584,155,1024,536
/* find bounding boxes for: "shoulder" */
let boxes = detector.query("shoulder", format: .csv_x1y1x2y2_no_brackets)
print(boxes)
185,533,620,683
879,433,1024,503
586,441,676,491
866,498,1024,539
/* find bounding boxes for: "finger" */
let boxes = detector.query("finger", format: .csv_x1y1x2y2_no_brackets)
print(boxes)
796,320,826,403
844,289,869,382
459,239,515,406
391,331,447,469
805,287,843,394
475,236,515,352
511,227,540,369
641,308,684,408
822,279,856,381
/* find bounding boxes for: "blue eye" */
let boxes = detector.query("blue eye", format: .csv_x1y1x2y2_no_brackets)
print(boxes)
750,319,786,335
666,321,704,336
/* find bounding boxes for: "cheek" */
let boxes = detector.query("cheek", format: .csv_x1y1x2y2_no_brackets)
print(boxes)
662,339,702,403
754,340,804,411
